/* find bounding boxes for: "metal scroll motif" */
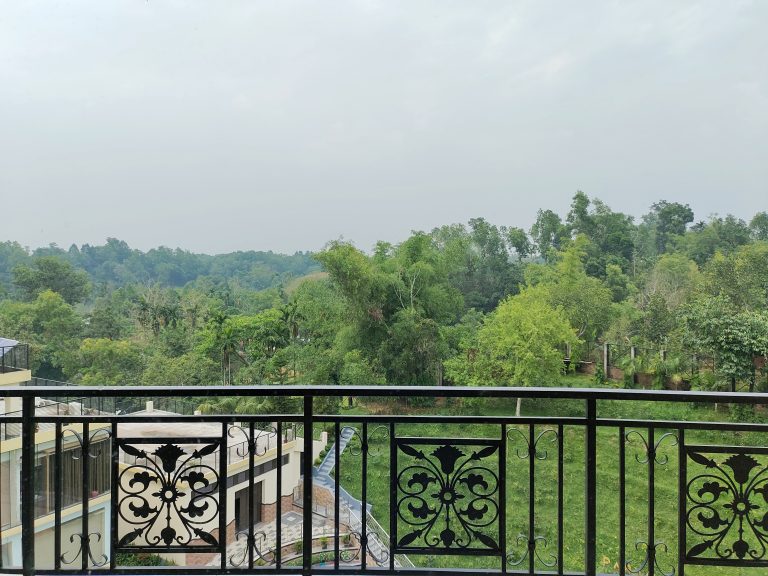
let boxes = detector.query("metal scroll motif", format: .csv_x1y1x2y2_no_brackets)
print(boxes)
228,423,278,459
506,428,558,568
686,447,768,563
625,430,677,576
229,531,274,567
394,439,500,553
116,439,222,550
227,424,277,567
60,428,112,568
338,530,391,566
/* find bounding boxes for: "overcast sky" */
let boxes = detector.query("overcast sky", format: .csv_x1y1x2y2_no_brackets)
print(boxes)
1,1,766,255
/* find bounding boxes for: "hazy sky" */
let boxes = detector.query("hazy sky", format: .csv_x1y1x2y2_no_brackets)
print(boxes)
1,1,766,254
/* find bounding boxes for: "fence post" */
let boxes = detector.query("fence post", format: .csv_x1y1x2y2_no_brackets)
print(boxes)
21,396,35,576
302,395,313,575
630,346,638,385
585,398,597,576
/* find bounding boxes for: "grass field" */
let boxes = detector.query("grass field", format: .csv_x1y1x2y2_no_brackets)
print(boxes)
329,374,768,575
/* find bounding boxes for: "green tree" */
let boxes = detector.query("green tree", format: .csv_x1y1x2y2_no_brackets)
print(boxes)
530,209,568,260
0,290,83,377
0,241,30,290
445,289,579,415
750,212,768,241
527,238,614,342
682,297,768,391
604,264,632,303
340,350,386,386
637,294,676,345
12,257,91,304
642,254,701,310
650,200,694,253
676,215,752,265
141,351,219,386
703,242,768,312
62,338,146,385
432,221,521,312
505,227,532,259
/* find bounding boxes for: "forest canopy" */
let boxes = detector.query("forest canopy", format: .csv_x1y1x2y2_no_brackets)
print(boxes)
1,194,766,397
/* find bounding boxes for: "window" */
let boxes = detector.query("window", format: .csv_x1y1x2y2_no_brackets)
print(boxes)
34,439,110,518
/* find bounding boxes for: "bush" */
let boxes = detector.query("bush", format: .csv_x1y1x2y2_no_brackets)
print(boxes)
593,364,606,386
115,553,175,567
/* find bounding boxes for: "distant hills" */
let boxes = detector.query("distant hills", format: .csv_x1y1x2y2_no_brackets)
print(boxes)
0,238,320,291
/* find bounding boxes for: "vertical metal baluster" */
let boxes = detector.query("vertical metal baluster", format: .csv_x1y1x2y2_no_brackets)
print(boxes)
220,422,227,571
585,399,597,576
248,422,255,569
648,426,655,576
361,421,368,571
619,426,625,576
0,421,3,571
54,422,62,570
110,422,118,570
500,424,507,575
389,422,396,572
557,423,563,576
302,397,313,575
276,421,283,569
334,422,340,570
21,396,35,576
528,424,535,576
677,429,685,576
81,423,90,571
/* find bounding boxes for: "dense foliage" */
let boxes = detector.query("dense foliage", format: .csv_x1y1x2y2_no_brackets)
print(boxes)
1,195,766,397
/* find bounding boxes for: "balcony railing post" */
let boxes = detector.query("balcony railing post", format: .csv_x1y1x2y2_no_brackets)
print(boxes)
585,398,597,576
21,395,35,576
302,395,313,575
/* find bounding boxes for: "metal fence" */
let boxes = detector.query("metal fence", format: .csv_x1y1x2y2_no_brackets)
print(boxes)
0,344,28,373
2,384,768,575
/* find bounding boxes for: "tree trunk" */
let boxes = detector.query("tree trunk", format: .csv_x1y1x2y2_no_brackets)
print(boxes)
515,397,522,417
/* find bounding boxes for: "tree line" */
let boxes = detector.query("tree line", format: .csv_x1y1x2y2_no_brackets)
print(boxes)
1,193,767,407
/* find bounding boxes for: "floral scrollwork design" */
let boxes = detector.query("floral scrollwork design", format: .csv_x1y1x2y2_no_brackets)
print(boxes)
394,440,500,553
116,439,222,551
685,448,768,563
229,531,274,567
337,530,390,566
627,541,674,576
228,423,278,458
506,535,556,568
61,532,108,568
626,430,678,465
507,427,558,460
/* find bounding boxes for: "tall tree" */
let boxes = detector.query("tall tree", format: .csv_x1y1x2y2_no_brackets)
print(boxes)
0,290,83,377
651,200,694,253
12,257,91,304
750,212,768,241
530,209,568,261
445,289,579,415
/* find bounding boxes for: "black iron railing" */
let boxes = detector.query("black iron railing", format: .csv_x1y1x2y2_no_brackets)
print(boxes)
1,385,768,575
0,344,28,373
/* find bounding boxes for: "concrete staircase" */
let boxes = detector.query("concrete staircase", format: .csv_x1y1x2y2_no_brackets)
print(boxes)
317,426,355,475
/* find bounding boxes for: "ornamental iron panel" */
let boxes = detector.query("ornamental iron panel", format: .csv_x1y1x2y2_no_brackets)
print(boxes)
684,445,768,566
392,436,502,556
114,436,224,553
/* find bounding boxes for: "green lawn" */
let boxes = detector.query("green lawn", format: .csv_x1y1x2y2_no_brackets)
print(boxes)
329,374,768,575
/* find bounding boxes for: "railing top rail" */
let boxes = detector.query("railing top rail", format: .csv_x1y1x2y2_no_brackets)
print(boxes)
0,384,767,403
